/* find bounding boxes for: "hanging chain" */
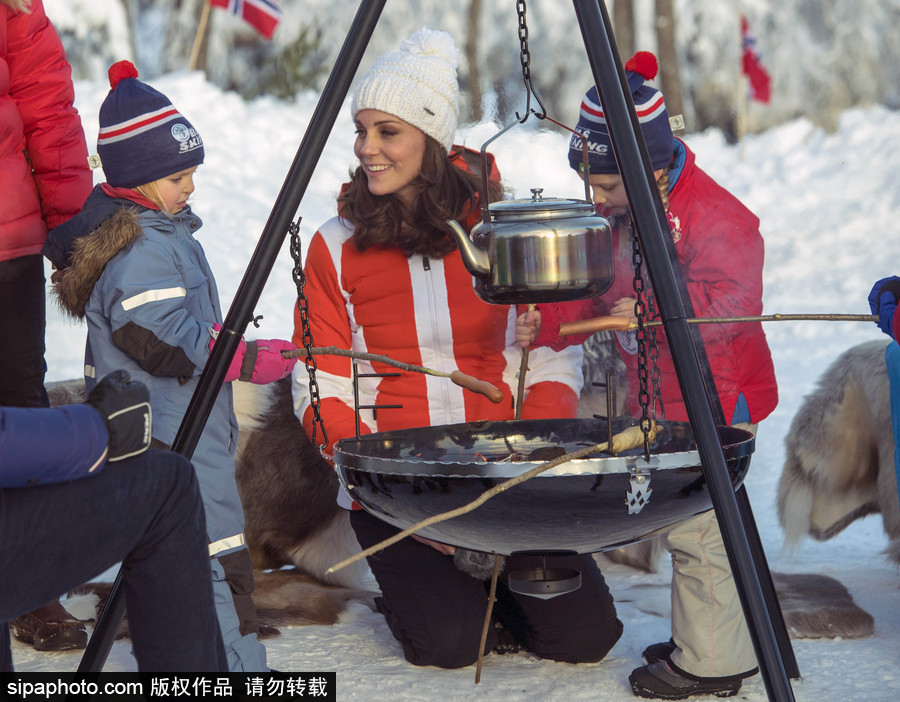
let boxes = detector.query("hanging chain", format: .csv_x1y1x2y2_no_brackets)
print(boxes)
515,0,546,120
629,222,665,462
630,223,652,461
629,225,666,433
645,289,665,421
516,0,532,87
290,220,328,453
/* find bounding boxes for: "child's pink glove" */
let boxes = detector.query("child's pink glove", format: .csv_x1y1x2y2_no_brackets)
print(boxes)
208,324,299,384
246,338,299,384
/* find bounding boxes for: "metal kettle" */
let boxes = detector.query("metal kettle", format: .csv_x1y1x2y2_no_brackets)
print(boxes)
446,188,614,305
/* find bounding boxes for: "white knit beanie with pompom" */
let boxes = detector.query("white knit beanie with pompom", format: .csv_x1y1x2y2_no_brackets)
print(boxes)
351,27,460,151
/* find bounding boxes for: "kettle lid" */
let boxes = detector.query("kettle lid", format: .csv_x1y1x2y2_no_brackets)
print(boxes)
488,188,596,221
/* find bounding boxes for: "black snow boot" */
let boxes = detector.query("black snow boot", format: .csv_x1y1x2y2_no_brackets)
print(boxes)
629,660,743,700
641,638,677,665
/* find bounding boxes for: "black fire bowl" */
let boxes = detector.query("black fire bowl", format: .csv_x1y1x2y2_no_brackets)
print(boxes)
334,418,754,556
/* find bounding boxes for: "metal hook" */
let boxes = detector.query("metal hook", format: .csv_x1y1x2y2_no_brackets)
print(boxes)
541,114,593,204
474,0,559,221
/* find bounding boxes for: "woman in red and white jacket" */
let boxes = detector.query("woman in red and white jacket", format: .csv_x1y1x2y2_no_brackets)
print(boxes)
292,28,622,670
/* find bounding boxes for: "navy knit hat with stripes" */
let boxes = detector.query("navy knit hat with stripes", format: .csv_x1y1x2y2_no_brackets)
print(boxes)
96,61,204,188
568,51,673,175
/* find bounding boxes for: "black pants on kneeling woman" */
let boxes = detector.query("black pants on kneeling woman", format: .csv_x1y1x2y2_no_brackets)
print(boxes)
350,509,623,669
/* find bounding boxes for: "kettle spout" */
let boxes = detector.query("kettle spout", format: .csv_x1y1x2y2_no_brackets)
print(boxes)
445,219,491,278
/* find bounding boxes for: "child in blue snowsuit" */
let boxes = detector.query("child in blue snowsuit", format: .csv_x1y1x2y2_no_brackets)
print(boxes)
43,61,297,672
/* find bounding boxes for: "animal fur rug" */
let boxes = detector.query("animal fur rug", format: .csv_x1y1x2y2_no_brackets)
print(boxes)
47,377,377,638
49,341,878,640
778,338,900,564
71,571,376,641
770,572,873,640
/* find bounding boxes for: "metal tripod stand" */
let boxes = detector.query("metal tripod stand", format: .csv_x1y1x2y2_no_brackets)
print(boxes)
79,3,798,700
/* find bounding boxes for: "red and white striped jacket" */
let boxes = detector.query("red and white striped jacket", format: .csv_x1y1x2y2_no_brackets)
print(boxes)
292,149,583,465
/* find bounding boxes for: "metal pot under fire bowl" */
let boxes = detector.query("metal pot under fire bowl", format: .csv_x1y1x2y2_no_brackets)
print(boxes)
446,190,614,305
334,418,754,556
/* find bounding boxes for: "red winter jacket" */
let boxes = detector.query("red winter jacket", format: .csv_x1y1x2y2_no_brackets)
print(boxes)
533,139,778,424
1,0,91,263
293,147,584,458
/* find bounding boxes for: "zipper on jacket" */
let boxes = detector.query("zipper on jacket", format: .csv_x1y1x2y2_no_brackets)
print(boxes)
417,256,454,424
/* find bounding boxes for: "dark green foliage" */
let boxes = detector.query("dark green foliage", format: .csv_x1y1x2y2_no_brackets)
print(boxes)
242,27,328,102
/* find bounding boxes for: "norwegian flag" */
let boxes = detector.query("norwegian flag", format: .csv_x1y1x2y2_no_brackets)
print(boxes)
740,14,771,103
210,0,282,40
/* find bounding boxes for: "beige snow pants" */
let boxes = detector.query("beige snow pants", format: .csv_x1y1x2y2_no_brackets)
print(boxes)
664,421,759,678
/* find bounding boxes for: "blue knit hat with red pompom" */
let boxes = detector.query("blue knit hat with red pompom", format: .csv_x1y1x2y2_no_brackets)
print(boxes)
96,61,204,188
568,51,673,175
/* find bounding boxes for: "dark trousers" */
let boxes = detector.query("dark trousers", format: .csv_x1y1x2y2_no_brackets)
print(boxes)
350,509,623,669
0,450,227,672
0,255,50,408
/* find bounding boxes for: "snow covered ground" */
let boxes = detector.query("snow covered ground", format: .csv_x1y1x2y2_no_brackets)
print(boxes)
12,70,900,700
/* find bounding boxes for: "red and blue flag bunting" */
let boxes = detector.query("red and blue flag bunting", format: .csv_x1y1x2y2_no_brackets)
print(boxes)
740,14,771,104
210,0,281,40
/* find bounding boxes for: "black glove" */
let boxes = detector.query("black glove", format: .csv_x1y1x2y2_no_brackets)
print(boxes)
881,279,900,303
86,370,152,462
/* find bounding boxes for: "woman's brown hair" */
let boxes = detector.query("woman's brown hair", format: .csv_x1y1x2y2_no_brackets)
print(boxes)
338,138,503,259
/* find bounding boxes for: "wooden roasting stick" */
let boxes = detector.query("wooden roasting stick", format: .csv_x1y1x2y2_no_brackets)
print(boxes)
515,304,536,420
475,554,503,684
325,421,660,575
282,346,503,404
558,313,879,337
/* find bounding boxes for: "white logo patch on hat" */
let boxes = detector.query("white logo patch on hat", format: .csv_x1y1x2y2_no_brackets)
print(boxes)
172,123,203,153
171,123,191,142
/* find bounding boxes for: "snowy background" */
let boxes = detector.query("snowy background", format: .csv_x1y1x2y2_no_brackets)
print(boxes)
11,56,900,702
46,0,900,138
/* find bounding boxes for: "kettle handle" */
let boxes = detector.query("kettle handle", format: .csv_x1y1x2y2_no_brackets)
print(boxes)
478,117,522,223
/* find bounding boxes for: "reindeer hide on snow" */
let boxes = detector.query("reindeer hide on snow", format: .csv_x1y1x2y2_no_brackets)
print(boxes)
71,570,377,640
777,338,900,564
48,377,378,637
50,331,888,641
771,572,873,640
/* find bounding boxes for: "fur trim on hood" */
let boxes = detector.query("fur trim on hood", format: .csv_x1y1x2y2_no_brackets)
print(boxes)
51,208,144,319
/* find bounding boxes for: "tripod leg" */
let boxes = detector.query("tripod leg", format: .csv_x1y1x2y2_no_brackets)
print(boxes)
736,484,800,679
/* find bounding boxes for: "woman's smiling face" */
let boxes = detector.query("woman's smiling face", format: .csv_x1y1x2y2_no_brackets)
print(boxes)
353,109,427,208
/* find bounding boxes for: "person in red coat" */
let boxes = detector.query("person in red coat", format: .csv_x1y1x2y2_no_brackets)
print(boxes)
518,53,778,699
1,0,92,653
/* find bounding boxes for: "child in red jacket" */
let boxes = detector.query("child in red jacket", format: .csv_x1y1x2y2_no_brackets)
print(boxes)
519,52,778,700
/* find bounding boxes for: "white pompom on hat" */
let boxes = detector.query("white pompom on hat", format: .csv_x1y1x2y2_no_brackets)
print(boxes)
351,27,460,151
